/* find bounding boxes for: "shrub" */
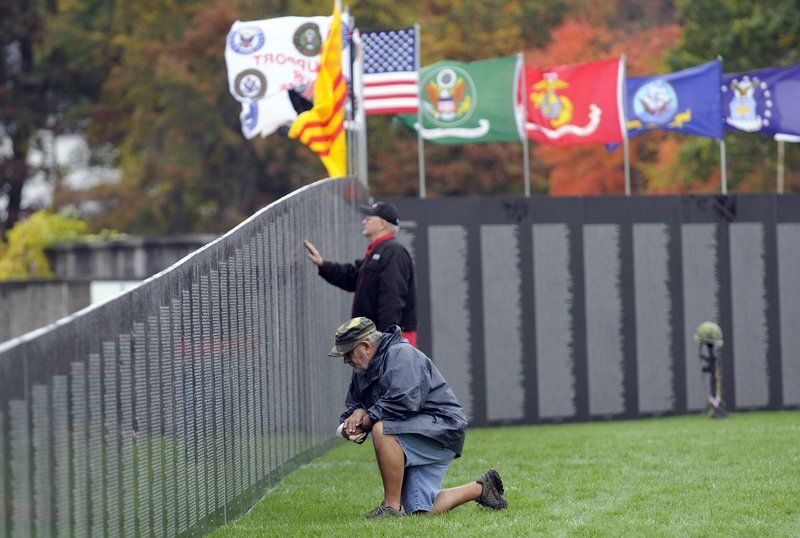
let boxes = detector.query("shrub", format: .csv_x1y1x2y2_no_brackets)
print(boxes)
0,211,89,281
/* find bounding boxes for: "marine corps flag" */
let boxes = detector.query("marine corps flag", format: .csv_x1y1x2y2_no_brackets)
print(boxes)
524,57,625,145
288,3,346,177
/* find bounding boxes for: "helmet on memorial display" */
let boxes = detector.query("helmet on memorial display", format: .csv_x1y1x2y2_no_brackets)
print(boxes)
694,321,723,348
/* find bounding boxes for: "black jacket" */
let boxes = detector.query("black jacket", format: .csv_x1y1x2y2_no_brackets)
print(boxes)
340,327,467,456
318,236,416,331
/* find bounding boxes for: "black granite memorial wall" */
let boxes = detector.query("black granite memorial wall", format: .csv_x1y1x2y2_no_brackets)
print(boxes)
389,194,800,427
0,177,364,536
2,186,798,537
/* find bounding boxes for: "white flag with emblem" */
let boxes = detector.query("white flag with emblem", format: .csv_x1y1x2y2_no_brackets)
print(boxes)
224,15,350,139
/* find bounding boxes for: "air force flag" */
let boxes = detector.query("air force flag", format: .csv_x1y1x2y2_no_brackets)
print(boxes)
625,60,723,140
722,64,800,136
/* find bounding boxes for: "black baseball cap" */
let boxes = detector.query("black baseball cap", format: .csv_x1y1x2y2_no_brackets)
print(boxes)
360,201,399,226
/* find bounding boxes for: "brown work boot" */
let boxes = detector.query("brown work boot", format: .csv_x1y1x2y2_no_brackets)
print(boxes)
476,468,508,510
365,501,405,518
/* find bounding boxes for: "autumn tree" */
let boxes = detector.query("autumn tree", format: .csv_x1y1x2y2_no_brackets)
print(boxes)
2,2,63,236
668,0,800,193
364,0,569,197
13,0,797,241
521,9,682,195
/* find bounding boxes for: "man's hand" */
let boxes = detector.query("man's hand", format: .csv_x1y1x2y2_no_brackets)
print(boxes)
342,408,368,437
303,240,323,267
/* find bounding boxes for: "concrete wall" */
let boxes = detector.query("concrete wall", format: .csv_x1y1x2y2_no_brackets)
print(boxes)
0,281,90,342
0,236,215,343
47,234,215,280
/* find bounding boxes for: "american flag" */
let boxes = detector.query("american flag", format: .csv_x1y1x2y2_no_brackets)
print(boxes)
361,28,419,115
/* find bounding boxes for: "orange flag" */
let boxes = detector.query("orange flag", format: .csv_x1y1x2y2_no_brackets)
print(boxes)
288,4,347,177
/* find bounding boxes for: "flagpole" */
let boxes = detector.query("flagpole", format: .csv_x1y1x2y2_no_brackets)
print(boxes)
343,5,356,179
352,29,369,192
777,139,785,194
414,23,426,199
518,52,531,197
714,54,727,195
619,54,631,196
623,137,631,196
720,139,727,194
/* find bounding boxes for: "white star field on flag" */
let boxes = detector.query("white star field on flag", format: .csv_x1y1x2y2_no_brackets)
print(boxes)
361,28,419,115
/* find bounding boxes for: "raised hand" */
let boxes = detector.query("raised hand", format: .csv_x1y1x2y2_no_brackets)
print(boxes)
303,239,324,266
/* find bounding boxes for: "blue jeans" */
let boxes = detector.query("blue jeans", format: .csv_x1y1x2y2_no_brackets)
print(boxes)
396,434,456,513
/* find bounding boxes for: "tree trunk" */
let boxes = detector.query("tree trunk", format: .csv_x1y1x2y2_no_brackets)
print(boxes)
1,138,30,238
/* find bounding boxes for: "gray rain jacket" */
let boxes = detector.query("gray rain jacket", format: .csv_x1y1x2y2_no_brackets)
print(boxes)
339,326,467,456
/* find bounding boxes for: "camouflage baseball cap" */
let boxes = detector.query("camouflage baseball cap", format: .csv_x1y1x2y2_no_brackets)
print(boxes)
329,317,377,357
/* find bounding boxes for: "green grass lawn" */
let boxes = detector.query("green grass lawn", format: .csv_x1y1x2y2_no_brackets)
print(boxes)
211,411,800,536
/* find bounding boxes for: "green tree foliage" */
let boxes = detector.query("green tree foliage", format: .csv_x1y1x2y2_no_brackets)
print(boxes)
0,0,120,236
670,0,800,72
5,0,798,238
668,0,800,192
2,0,569,233
71,0,322,233
362,0,568,197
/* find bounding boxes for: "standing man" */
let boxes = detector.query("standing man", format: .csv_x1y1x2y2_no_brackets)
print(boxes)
304,201,417,345
329,317,508,518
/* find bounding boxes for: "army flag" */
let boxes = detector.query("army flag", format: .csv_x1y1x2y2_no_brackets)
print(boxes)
396,55,522,144
288,4,346,177
624,60,723,141
722,64,800,136
524,57,625,145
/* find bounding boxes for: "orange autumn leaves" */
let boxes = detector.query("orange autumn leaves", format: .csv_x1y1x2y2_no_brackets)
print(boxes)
527,19,683,195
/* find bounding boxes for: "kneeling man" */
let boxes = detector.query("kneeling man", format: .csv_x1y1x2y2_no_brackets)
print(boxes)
329,317,508,517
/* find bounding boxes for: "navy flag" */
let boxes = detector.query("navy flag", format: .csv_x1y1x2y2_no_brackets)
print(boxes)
625,60,723,140
722,64,800,136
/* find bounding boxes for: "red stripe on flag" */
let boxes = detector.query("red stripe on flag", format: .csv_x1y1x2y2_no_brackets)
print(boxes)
365,106,419,116
365,93,419,100
293,89,346,139
314,123,345,156
305,121,345,145
364,80,418,88
292,71,345,136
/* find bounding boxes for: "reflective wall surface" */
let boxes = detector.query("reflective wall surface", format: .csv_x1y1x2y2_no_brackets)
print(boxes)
389,194,800,426
0,177,364,536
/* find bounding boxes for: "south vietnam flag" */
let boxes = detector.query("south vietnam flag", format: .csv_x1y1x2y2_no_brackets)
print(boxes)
288,3,347,177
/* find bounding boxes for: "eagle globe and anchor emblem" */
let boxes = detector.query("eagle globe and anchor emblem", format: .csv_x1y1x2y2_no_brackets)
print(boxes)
526,72,602,139
532,73,574,127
